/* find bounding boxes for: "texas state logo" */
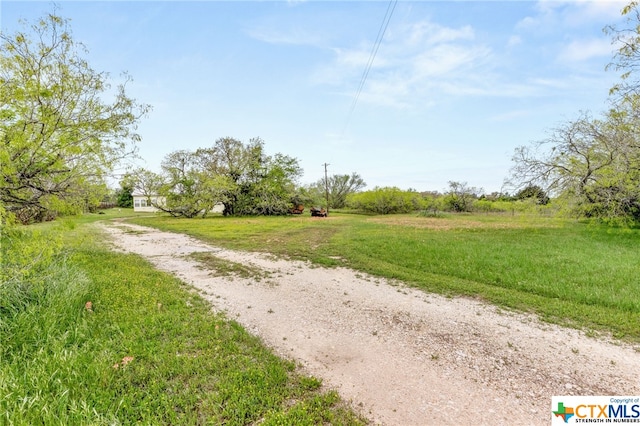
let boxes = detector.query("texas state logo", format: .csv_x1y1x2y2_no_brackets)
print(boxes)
552,396,640,425
553,401,575,423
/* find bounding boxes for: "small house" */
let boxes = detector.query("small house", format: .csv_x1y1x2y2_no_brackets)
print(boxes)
132,193,225,214
132,194,166,212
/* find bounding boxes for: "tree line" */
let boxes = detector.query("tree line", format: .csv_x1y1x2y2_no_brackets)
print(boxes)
124,137,303,217
118,138,367,218
6,5,640,224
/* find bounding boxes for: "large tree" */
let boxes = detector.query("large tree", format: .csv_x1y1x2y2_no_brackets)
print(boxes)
507,2,640,223
116,173,135,208
197,137,302,216
508,106,640,221
0,12,149,223
157,150,226,218
443,181,482,212
140,137,302,217
311,173,366,209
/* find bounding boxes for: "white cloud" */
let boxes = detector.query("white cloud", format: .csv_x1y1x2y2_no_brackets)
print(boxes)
507,35,522,48
316,11,604,109
307,4,618,113
518,0,625,31
411,44,490,78
314,19,494,108
577,0,625,18
559,38,615,62
396,21,475,46
550,0,625,21
246,25,325,47
333,45,388,69
515,16,540,32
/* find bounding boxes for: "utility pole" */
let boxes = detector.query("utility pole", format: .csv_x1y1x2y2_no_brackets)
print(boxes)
322,163,330,216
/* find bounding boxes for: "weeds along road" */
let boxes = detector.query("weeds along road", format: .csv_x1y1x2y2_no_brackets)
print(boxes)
101,222,640,426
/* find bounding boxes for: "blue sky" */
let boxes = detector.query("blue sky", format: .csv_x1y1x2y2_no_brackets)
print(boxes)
1,1,628,193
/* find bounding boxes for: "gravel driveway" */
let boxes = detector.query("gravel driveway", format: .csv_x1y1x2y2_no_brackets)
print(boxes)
101,222,640,425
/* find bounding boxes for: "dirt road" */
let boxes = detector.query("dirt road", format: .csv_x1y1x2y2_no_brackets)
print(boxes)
101,222,640,425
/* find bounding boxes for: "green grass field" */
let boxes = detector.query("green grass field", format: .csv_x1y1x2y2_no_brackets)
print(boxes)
3,208,638,424
128,211,640,342
1,209,365,425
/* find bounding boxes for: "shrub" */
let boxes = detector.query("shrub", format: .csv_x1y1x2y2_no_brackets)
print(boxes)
347,187,424,214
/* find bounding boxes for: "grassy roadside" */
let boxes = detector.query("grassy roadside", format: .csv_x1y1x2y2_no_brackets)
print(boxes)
1,210,366,425
128,212,640,343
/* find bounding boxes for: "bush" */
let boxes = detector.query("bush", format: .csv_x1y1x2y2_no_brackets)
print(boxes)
347,187,424,214
474,199,508,214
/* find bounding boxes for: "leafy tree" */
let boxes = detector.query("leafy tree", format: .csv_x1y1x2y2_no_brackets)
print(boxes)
508,106,640,222
248,153,302,215
442,181,482,212
138,138,302,217
419,191,445,215
127,168,164,199
515,185,549,205
116,174,134,208
154,150,222,218
0,12,150,223
289,186,317,210
311,173,366,209
506,3,640,224
197,137,302,216
130,158,219,218
116,191,133,209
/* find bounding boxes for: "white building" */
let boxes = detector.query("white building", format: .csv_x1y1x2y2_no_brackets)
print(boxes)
132,193,225,214
132,194,166,213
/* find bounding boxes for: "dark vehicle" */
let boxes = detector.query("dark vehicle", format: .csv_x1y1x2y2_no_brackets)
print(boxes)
310,207,327,217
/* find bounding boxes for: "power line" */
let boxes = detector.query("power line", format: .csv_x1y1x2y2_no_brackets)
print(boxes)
342,0,397,136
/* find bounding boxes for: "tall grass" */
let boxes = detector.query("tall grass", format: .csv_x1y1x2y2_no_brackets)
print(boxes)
0,213,365,424
129,213,640,342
